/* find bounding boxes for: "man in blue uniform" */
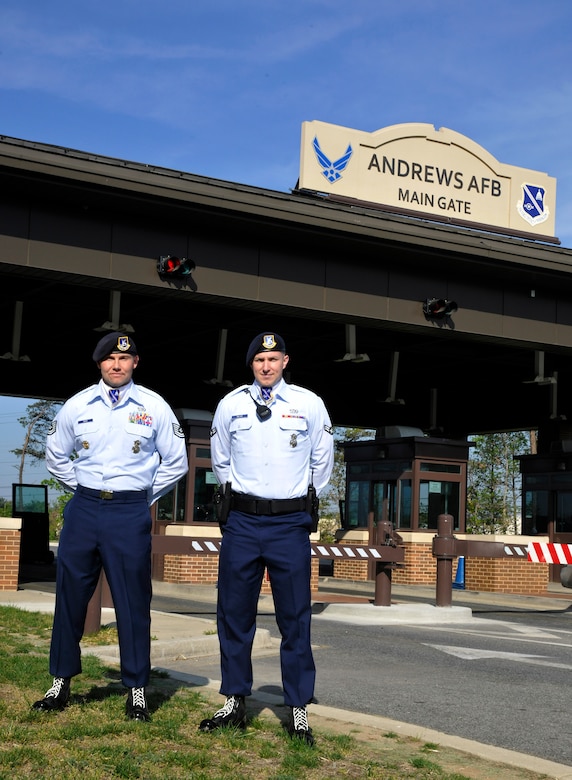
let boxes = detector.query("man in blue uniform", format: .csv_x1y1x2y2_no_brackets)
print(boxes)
199,332,334,745
32,332,188,721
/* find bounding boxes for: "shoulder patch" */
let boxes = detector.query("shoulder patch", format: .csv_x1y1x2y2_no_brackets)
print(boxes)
325,425,333,435
48,420,57,436
173,423,185,438
210,427,217,438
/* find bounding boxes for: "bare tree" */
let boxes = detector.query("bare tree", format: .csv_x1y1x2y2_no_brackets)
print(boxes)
10,399,63,484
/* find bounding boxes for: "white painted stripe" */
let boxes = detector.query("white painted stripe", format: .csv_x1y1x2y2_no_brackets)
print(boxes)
526,543,541,562
428,644,572,670
555,546,567,564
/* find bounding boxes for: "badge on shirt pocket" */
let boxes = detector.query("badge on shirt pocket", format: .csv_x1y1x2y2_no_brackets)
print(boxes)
125,422,153,454
279,414,308,449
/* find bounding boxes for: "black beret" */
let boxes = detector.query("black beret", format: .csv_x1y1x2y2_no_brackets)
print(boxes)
93,332,138,363
246,332,286,366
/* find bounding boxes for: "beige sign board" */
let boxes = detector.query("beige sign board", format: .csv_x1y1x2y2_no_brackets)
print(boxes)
299,121,557,238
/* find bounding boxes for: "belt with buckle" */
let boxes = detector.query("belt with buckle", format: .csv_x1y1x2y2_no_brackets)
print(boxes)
77,485,146,501
230,492,307,516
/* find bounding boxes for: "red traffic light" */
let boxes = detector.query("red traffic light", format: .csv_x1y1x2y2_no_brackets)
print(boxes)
157,255,195,278
423,298,458,318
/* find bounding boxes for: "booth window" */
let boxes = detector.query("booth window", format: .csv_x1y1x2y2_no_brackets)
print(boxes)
418,480,460,530
420,462,461,474
399,479,412,529
521,472,572,536
188,443,218,523
156,472,187,522
193,463,218,522
523,488,548,535
346,480,370,528
556,492,572,533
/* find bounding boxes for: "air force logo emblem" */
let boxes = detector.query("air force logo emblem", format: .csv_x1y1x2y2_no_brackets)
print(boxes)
117,336,131,352
312,136,353,183
517,184,549,226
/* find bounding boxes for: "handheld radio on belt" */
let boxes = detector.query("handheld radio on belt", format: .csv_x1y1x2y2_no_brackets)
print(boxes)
213,482,232,528
306,471,320,533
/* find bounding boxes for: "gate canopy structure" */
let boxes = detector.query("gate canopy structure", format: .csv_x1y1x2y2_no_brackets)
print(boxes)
2,134,572,440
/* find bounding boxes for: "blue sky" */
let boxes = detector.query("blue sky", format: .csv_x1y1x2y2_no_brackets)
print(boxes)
0,0,571,497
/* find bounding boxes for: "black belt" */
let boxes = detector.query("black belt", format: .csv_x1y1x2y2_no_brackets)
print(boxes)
231,492,307,516
77,485,147,501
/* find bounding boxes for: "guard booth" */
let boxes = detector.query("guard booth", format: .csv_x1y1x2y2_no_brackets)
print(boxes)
518,420,572,583
339,427,470,580
151,408,219,581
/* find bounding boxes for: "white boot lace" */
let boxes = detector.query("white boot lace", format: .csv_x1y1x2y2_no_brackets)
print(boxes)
292,706,309,731
130,687,147,709
45,677,67,698
214,695,239,718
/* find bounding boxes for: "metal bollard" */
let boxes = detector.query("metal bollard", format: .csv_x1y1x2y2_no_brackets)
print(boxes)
374,560,393,606
432,513,457,607
373,520,400,606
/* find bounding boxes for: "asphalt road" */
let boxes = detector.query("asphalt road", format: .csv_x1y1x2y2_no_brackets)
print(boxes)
150,589,572,768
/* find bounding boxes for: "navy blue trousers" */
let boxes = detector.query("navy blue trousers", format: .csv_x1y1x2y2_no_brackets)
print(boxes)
49,488,152,688
216,509,315,707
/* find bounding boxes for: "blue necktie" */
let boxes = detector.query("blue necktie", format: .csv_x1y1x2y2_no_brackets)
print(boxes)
109,389,120,405
261,387,272,402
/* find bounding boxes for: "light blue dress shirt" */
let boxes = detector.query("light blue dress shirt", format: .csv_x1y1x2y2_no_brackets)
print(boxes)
46,379,188,505
210,378,334,499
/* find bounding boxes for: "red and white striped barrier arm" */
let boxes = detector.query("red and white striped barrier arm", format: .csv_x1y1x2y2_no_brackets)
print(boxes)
527,542,572,564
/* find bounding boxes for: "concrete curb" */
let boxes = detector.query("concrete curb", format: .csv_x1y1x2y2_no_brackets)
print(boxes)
313,602,473,624
84,626,278,664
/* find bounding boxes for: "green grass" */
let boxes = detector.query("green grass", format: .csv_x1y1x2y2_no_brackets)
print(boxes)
0,605,552,780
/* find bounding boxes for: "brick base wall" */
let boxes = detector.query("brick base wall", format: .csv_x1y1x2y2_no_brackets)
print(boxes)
465,556,548,595
162,554,319,595
330,531,550,596
393,544,436,585
163,554,219,585
0,520,22,591
332,558,370,581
